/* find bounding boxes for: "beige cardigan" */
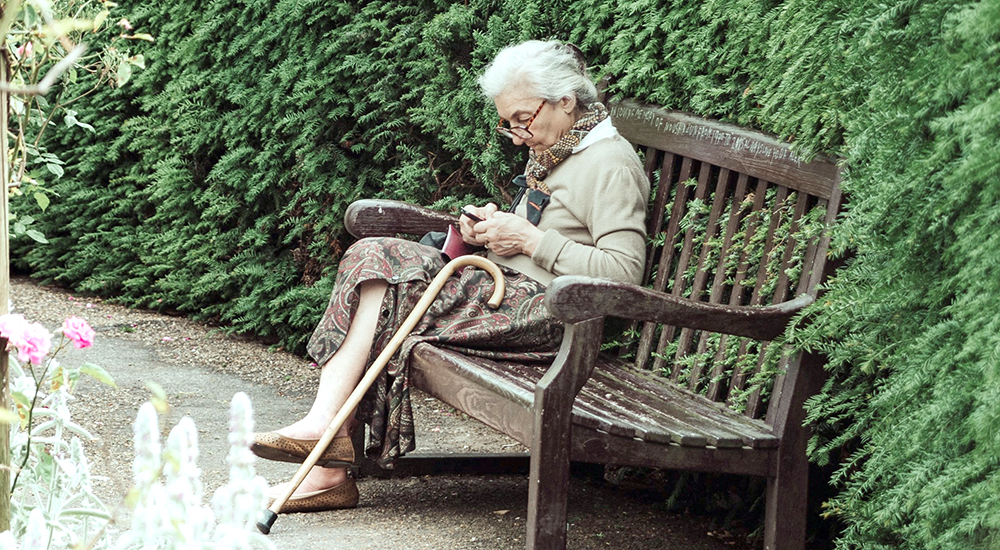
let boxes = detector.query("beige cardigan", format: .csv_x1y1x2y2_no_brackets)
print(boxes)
489,123,650,286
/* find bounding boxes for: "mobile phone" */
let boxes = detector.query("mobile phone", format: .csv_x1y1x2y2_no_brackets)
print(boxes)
461,209,485,223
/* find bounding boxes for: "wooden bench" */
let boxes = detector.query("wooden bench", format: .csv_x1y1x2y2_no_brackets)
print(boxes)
344,99,842,550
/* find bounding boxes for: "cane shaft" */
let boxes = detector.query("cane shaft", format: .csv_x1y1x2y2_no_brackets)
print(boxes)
266,255,504,517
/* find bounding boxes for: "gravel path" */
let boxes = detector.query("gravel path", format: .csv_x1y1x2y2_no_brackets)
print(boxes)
9,275,752,550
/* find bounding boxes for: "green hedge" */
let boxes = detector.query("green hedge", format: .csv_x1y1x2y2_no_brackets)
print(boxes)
10,0,1000,547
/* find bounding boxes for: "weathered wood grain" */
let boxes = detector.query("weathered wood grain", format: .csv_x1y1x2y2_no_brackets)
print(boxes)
610,100,839,199
544,276,814,341
345,199,457,238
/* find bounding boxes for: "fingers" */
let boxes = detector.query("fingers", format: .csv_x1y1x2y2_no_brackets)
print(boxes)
459,203,498,245
458,210,478,243
463,203,497,221
458,203,540,255
477,212,541,257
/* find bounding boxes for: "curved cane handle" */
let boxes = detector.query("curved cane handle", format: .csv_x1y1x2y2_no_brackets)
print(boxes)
443,255,505,308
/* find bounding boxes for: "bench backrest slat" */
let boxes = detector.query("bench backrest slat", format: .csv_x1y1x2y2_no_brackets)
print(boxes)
676,167,732,387
609,100,842,421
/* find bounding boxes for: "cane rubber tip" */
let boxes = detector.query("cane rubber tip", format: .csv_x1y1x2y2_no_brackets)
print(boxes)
256,510,277,534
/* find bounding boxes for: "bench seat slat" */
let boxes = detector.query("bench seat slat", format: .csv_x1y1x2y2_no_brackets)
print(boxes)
580,360,777,449
574,378,715,447
568,424,774,477
410,343,778,452
414,344,708,447
581,376,743,448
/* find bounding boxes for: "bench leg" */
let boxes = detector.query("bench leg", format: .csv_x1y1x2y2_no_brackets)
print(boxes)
525,390,573,550
763,351,825,550
763,455,808,550
525,319,603,550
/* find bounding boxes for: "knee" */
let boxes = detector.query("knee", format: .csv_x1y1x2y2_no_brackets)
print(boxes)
359,279,389,295
340,237,396,269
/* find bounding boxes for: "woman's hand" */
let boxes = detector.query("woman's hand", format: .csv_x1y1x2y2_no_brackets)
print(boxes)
459,203,498,245
476,211,544,257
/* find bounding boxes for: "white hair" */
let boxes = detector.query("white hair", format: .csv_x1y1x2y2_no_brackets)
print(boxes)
478,40,598,107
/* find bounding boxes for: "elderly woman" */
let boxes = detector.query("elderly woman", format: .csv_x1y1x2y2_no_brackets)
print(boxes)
252,39,650,513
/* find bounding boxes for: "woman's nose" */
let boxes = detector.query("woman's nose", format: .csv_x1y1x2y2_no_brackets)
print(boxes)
512,135,526,146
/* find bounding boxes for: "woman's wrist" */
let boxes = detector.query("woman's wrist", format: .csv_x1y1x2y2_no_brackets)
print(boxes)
521,226,544,257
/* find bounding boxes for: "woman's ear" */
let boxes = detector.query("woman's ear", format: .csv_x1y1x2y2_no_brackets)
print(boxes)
559,96,577,114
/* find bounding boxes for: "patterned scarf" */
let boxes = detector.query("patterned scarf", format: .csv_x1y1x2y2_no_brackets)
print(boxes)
524,102,609,194
514,103,608,225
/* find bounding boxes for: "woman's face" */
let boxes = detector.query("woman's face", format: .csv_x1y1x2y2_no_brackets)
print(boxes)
494,88,577,154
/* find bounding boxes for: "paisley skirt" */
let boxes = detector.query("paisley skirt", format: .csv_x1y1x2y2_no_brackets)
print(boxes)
306,237,563,468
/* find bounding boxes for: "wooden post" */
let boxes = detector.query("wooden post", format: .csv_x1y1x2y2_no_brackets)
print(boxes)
0,46,11,532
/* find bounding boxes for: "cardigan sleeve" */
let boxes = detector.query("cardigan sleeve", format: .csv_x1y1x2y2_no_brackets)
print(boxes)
531,160,648,285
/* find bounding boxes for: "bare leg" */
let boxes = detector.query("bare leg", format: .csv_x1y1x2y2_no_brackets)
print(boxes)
268,279,388,496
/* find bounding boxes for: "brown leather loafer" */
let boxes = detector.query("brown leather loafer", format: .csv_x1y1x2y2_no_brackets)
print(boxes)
251,432,355,468
272,478,360,514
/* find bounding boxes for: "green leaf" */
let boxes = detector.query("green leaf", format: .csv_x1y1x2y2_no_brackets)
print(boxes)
124,33,155,42
26,230,48,244
12,222,25,235
116,63,133,87
34,192,50,211
127,54,146,69
37,447,56,479
59,508,113,521
11,391,31,409
80,363,116,388
63,109,96,132
46,163,65,178
94,9,110,32
145,381,169,414
24,4,40,27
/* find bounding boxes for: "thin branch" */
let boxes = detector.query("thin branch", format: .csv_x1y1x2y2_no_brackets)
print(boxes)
0,44,86,96
32,97,61,148
15,125,27,185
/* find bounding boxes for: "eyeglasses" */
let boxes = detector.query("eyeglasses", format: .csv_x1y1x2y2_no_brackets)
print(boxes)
495,101,546,140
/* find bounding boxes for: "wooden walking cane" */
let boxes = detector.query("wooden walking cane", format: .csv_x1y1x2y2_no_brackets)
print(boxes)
257,254,505,534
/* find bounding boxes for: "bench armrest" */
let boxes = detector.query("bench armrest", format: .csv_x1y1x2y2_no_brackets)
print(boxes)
545,275,813,341
345,199,458,238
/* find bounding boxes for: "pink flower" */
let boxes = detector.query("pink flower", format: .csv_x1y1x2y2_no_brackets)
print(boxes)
62,316,95,350
0,314,30,342
0,314,53,364
15,42,33,59
19,323,52,364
